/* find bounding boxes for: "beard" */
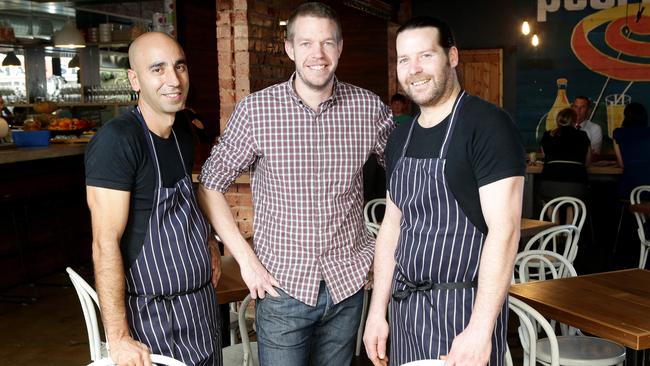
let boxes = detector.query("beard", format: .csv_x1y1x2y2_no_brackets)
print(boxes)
295,67,336,92
401,65,455,108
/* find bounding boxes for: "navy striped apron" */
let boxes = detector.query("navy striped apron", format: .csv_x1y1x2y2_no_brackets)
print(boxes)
124,109,221,366
388,92,507,366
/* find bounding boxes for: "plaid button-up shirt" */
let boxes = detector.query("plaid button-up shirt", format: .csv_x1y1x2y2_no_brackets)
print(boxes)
200,74,394,306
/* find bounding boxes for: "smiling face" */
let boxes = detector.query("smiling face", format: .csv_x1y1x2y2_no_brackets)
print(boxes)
127,33,189,119
396,27,458,108
285,16,342,93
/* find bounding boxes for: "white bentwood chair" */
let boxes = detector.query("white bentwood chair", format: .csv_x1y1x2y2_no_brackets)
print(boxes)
364,198,386,225
223,294,259,366
509,296,625,366
87,354,186,366
630,185,650,269
521,225,580,279
66,267,108,362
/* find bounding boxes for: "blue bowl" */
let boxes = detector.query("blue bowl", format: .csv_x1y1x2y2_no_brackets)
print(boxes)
12,130,51,147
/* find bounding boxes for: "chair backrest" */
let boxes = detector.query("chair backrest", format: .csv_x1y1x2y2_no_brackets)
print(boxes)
87,354,187,366
630,185,650,243
508,296,560,366
364,198,386,224
365,222,380,237
539,196,586,232
237,294,255,366
66,267,103,361
523,224,580,264
513,250,577,283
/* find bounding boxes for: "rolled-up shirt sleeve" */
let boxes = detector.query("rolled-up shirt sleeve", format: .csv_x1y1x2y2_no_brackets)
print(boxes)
199,99,258,193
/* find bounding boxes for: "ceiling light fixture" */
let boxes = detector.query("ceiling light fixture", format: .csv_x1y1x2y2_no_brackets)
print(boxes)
521,21,531,35
532,34,540,47
2,52,21,67
53,19,86,48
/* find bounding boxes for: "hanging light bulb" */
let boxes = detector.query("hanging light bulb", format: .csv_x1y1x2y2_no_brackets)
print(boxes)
521,21,531,35
2,52,21,67
532,34,540,47
53,19,86,48
68,54,80,69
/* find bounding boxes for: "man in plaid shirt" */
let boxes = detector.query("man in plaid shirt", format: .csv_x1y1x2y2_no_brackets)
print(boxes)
198,2,393,365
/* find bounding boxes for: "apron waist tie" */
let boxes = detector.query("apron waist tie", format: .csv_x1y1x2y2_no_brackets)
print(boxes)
128,280,211,303
392,278,478,301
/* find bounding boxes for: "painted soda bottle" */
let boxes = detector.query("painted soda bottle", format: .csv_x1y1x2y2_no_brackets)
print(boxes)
545,78,570,131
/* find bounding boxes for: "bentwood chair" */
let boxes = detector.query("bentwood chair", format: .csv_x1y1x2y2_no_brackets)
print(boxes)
364,198,386,225
223,294,259,366
539,197,587,262
522,225,580,276
87,354,186,366
66,267,108,362
509,296,625,366
630,185,650,268
513,250,578,336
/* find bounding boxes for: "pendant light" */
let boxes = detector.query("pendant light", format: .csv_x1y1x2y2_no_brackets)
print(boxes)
53,19,86,48
2,52,21,67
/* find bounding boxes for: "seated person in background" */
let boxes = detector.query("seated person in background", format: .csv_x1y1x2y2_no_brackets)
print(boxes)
539,107,591,205
390,93,412,125
613,102,650,198
572,96,602,158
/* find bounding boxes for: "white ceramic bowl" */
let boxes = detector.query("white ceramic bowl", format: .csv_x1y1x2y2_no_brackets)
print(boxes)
401,360,446,366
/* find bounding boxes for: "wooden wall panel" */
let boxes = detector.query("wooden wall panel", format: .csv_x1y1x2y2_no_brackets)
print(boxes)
458,48,503,107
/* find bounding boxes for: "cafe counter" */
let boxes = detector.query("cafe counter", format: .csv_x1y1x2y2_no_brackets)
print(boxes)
0,143,91,290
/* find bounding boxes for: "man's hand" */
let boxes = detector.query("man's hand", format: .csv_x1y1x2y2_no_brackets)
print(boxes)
208,238,222,288
109,335,152,366
240,252,280,299
440,326,492,366
363,314,390,366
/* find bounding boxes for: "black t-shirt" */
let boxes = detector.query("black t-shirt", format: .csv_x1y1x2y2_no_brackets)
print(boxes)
540,128,590,182
385,95,526,234
85,109,194,267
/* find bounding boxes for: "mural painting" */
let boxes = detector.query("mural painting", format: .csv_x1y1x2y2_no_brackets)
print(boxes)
517,0,650,151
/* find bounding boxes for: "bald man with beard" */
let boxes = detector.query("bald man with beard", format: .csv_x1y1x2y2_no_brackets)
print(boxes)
85,32,222,366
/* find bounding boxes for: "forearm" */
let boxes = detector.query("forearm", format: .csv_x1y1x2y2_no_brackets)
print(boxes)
367,224,400,317
367,195,402,318
93,238,130,344
467,226,518,337
197,185,255,263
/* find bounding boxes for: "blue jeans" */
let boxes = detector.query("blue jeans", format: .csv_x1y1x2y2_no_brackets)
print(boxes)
255,281,364,366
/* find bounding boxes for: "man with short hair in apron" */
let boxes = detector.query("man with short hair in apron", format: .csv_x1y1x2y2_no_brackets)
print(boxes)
85,32,222,366
364,17,525,366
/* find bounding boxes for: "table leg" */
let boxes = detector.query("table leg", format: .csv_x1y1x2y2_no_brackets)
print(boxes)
627,348,647,366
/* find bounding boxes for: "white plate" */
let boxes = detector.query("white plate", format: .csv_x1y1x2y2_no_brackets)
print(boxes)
401,360,446,366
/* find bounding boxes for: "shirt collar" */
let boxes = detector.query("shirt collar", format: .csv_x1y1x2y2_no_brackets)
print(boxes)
285,72,339,111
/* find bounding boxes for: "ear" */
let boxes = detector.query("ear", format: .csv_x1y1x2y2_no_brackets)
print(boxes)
127,69,140,92
337,39,343,57
448,46,459,68
285,40,295,61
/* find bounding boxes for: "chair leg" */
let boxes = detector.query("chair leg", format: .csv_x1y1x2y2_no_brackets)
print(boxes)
355,289,369,357
612,202,626,254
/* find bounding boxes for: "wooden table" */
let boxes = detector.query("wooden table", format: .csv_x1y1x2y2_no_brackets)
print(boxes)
520,218,556,238
509,269,650,365
630,203,650,215
215,256,248,305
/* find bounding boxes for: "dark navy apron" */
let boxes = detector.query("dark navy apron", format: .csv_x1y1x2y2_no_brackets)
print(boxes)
388,92,507,365
124,108,221,366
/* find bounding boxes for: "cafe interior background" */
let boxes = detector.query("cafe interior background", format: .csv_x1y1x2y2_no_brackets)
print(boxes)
0,0,648,365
